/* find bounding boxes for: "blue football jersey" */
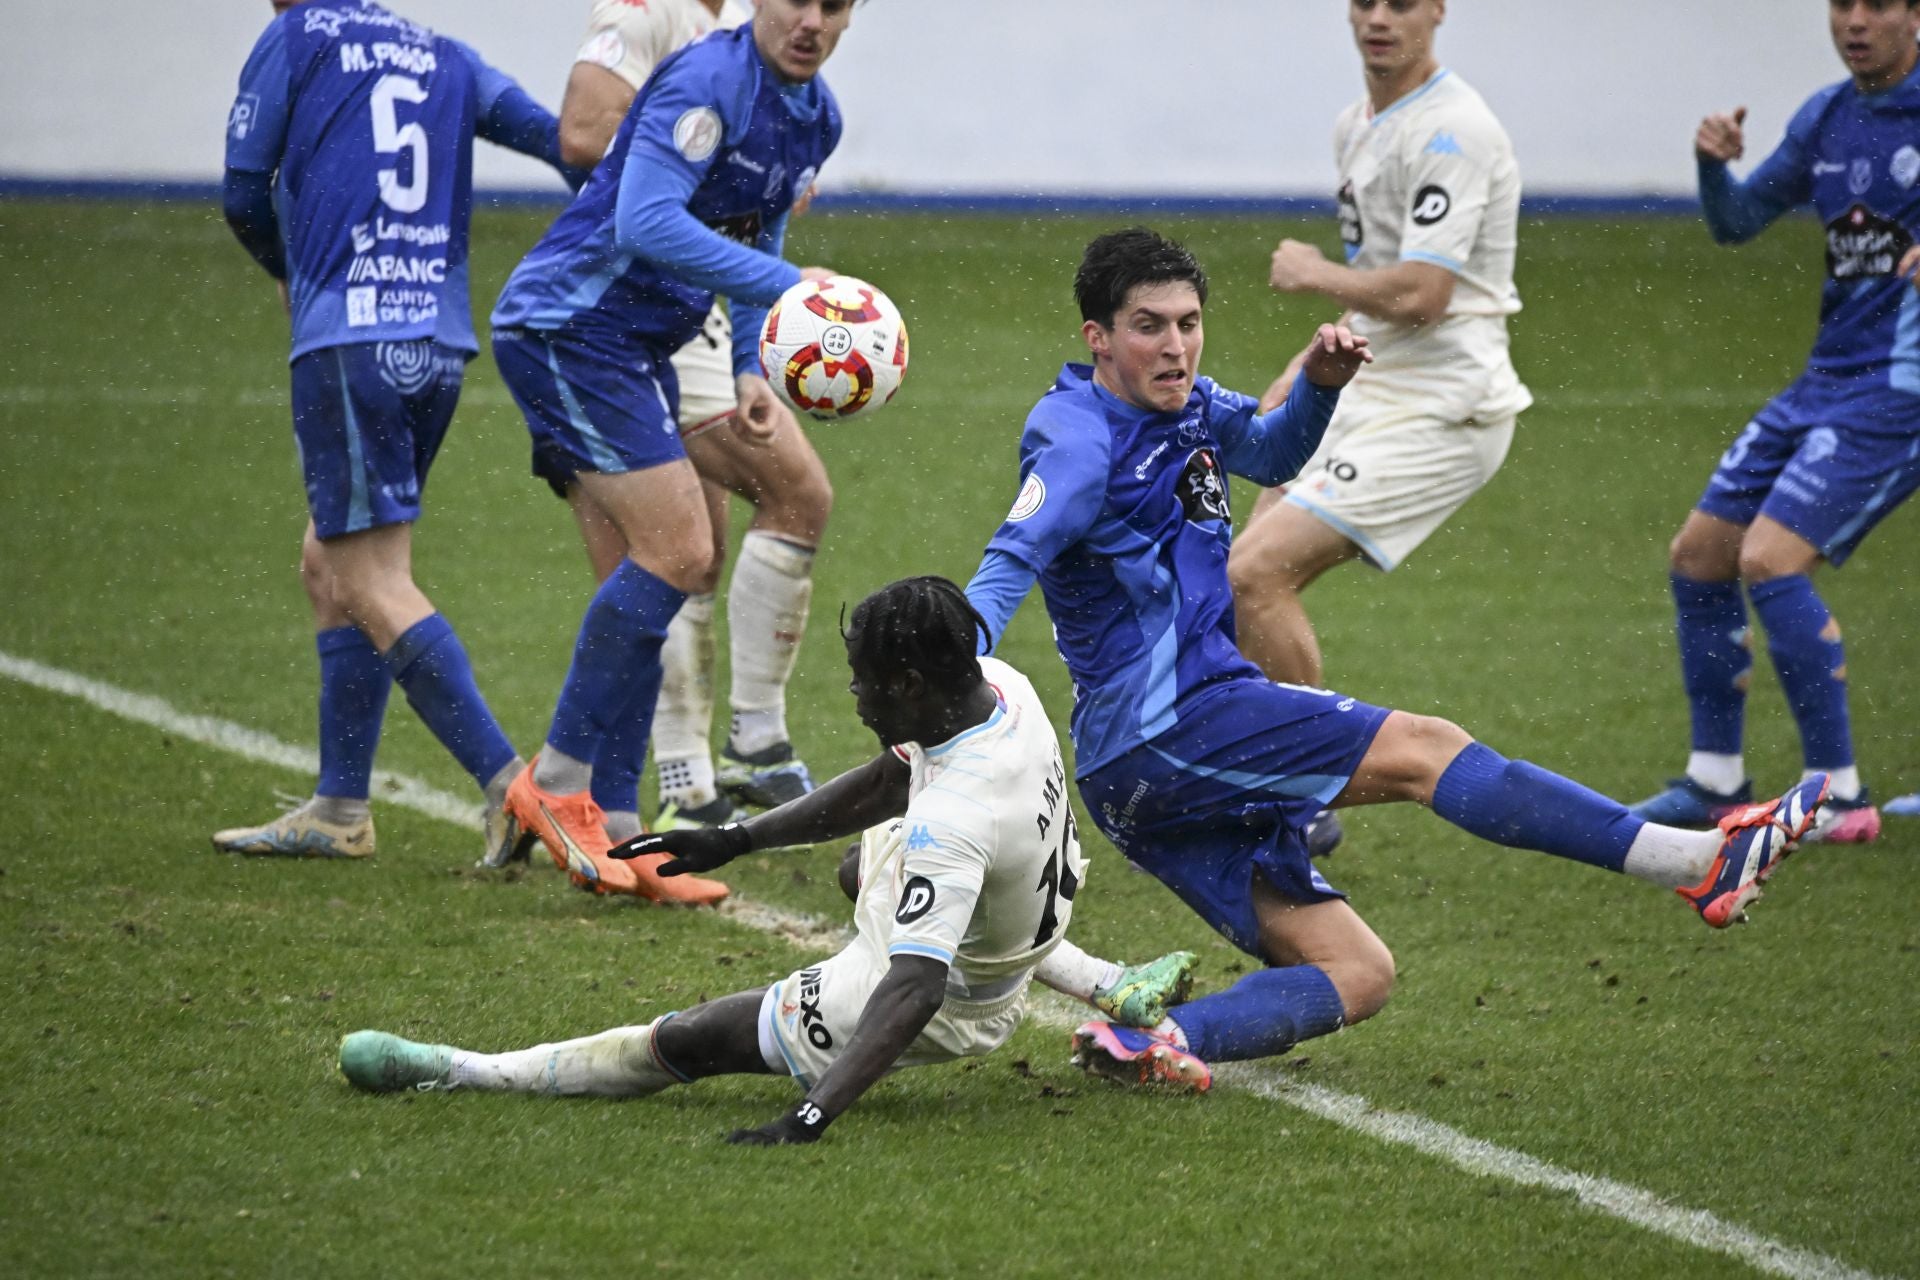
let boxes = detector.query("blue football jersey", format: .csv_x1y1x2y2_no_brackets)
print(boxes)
225,2,522,359
490,24,840,365
1725,62,1920,395
982,365,1335,775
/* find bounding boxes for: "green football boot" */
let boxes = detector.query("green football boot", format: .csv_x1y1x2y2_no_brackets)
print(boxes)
338,1030,455,1093
1091,950,1198,1028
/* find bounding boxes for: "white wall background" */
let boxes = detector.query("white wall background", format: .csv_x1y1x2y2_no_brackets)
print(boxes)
0,0,1846,196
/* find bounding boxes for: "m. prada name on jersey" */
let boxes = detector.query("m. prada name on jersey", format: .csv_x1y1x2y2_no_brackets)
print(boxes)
1177,448,1231,523
1826,203,1913,280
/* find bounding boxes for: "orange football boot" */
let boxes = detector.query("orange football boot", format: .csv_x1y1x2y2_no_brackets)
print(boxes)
504,762,639,896
624,845,730,907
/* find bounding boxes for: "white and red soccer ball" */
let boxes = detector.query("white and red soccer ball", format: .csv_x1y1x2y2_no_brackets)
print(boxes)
759,275,909,421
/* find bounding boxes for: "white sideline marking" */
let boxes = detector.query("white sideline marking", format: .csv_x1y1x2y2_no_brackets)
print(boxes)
0,649,1883,1280
0,647,848,951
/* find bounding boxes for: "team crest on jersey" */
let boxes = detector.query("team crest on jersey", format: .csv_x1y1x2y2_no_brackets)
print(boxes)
1893,146,1920,190
1411,184,1452,226
1849,158,1874,196
673,106,723,162
1825,203,1911,279
1177,449,1230,524
1007,473,1046,522
303,8,347,37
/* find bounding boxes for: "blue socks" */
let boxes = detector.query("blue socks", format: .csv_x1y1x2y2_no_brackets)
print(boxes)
547,559,686,767
315,626,391,800
1432,742,1642,872
1748,574,1853,769
590,662,668,817
1169,965,1345,1063
1671,573,1750,755
384,613,518,789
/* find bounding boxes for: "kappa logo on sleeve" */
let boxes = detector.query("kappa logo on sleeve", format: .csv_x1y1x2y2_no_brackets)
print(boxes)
673,106,723,163
1006,473,1046,522
577,29,626,71
895,875,936,924
1411,185,1452,226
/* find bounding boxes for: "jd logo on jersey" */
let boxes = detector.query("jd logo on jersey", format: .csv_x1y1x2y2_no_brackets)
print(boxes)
1411,185,1452,226
1177,449,1230,524
896,876,936,924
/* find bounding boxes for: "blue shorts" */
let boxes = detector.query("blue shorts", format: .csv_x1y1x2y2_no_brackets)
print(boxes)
492,325,685,497
1078,677,1393,959
1698,372,1920,567
289,341,465,540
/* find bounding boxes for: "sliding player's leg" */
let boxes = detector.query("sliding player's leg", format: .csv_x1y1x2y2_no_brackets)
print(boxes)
339,988,773,1096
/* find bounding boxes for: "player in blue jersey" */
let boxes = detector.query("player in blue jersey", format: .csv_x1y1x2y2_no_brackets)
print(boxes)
1631,0,1920,845
965,228,1834,1090
489,0,853,905
215,0,583,861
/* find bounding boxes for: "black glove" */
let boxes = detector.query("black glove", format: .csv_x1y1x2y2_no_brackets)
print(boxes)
727,1100,830,1146
609,822,752,875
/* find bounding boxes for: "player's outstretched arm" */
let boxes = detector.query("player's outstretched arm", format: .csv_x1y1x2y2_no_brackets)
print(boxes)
1222,325,1371,487
728,954,948,1146
611,750,911,874
1270,238,1455,327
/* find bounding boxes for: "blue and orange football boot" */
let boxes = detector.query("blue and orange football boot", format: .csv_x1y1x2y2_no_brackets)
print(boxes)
1677,774,1829,928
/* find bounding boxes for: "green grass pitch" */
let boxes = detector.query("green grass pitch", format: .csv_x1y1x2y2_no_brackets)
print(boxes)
0,200,1915,1278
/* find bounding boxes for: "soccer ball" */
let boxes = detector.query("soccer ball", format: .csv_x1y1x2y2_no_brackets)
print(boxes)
758,275,909,421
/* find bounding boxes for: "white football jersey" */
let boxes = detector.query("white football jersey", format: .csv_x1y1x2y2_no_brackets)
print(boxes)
1332,69,1531,421
574,0,749,93
851,657,1087,1000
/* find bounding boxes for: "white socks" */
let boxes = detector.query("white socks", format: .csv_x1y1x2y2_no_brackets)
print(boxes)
655,593,718,805
727,533,814,755
1685,751,1747,795
1033,939,1124,1002
448,1023,676,1097
1622,823,1726,890
1812,766,1860,802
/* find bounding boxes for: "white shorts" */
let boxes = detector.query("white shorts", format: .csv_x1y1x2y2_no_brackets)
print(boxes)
671,303,737,438
757,947,1030,1088
1282,392,1516,571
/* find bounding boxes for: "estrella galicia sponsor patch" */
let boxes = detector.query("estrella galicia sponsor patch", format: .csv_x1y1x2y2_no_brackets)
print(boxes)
1177,449,1230,524
1007,473,1046,522
672,106,723,163
1411,184,1451,226
895,875,936,924
1825,203,1912,279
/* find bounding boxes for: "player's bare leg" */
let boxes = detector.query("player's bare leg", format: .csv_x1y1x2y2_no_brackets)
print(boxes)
216,521,523,862
339,988,774,1096
567,478,730,842
1227,495,1361,689
511,461,729,903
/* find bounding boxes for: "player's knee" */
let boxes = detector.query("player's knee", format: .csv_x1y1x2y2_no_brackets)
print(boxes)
760,465,833,543
1735,540,1800,586
1404,714,1473,776
1335,942,1396,1026
1669,525,1735,580
298,541,335,611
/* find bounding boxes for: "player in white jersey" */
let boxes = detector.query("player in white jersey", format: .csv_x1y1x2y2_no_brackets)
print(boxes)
550,0,835,843
338,578,1198,1143
1228,0,1529,692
